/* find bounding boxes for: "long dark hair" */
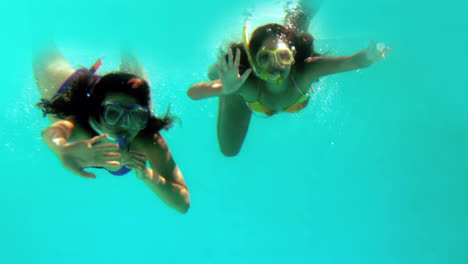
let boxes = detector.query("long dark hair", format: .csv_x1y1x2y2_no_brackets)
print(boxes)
37,71,174,135
226,23,318,80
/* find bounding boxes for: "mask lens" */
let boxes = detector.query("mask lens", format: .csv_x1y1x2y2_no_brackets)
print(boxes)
277,49,293,64
257,51,273,65
103,105,124,126
130,107,150,129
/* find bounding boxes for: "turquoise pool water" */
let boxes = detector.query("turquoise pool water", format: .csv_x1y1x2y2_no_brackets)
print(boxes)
1,0,467,263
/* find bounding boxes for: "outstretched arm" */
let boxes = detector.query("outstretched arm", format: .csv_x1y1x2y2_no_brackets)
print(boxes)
187,79,225,100
187,63,223,99
136,134,190,214
304,42,392,79
304,50,372,79
187,48,252,100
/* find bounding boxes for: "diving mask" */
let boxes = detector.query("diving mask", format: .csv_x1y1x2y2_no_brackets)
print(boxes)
254,42,294,82
242,20,294,84
102,103,150,130
255,43,295,66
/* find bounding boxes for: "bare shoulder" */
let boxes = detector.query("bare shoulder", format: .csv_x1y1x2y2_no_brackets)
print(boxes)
48,118,76,130
43,117,94,142
296,58,323,86
303,56,325,70
238,79,260,102
151,133,169,151
67,120,94,142
133,133,169,153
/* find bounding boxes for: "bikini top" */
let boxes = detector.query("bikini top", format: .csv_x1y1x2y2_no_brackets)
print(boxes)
246,75,314,117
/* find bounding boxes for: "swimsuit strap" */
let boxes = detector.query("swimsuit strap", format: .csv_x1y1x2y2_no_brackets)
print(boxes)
51,58,103,101
291,73,316,95
108,166,132,176
256,80,265,102
290,74,304,95
247,100,276,117
89,58,102,75
283,93,310,113
86,58,103,96
51,68,89,100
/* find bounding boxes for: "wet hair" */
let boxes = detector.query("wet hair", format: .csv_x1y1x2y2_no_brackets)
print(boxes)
37,71,173,135
226,23,318,80
249,23,317,65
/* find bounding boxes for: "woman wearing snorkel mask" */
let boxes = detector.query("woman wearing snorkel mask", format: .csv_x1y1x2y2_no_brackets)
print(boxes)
187,1,392,157
33,43,190,213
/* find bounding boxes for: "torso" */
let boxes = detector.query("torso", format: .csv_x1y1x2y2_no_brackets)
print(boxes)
239,69,316,113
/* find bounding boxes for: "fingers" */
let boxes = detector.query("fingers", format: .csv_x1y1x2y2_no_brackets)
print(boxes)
217,62,227,76
123,152,147,170
95,152,122,161
90,134,109,145
382,46,394,58
240,68,252,83
369,41,394,59
228,48,234,66
216,64,223,78
125,161,146,171
89,147,122,166
93,143,120,150
92,143,121,163
70,167,96,179
80,171,96,179
128,154,147,167
104,161,121,167
132,157,147,167
92,142,122,163
234,48,241,69
89,135,120,151
125,158,146,170
128,151,146,159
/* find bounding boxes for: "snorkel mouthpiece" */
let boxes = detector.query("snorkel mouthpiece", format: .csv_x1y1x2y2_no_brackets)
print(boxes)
275,76,284,85
257,71,284,84
89,117,131,151
116,135,129,150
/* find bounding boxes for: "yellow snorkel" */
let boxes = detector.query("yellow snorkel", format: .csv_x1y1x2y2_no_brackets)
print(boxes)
242,20,288,85
242,19,257,73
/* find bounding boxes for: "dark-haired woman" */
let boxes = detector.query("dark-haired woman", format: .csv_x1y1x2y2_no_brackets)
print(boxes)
187,1,392,157
33,43,190,213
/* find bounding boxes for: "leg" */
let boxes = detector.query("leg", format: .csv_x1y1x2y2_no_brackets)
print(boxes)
119,47,152,110
284,0,322,32
217,94,252,157
119,47,149,82
32,40,75,100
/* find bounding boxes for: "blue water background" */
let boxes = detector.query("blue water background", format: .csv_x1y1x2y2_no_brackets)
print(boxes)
1,0,467,263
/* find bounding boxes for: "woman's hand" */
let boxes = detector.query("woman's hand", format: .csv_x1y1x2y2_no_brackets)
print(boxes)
216,48,252,95
120,151,148,179
58,134,121,179
366,41,393,62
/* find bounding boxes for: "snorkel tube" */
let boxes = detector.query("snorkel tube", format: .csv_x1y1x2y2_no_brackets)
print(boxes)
88,117,131,150
242,19,257,74
242,19,285,85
